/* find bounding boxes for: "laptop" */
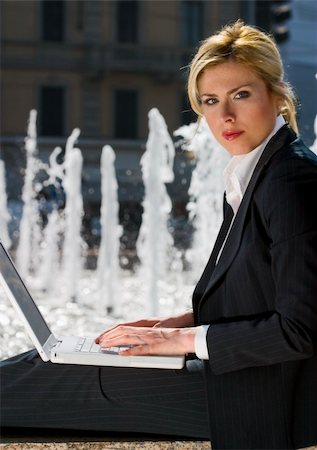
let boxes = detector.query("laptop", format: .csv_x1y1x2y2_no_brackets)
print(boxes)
0,242,185,369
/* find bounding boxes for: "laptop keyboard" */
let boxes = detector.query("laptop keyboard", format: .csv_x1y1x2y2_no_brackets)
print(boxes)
75,337,130,355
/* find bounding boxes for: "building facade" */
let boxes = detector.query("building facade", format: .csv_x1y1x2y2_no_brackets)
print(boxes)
1,1,251,139
0,0,256,247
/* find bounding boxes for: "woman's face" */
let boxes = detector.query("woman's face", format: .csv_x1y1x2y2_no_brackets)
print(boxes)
198,61,281,155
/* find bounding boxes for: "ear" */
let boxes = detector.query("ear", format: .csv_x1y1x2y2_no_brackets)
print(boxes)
274,81,286,115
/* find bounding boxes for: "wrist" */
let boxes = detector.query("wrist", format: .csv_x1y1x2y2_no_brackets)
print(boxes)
179,327,197,354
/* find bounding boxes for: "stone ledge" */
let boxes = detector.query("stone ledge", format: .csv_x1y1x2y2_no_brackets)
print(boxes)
0,442,211,450
0,428,211,449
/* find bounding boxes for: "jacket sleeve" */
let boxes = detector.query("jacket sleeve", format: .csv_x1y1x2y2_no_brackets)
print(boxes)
207,148,317,375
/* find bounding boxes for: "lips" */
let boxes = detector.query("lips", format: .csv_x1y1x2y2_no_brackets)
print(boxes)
222,130,244,141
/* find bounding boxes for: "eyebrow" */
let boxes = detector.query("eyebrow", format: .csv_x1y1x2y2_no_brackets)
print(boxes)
200,83,254,98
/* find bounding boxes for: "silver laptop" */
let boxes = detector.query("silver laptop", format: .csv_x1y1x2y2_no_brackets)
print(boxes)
0,242,184,369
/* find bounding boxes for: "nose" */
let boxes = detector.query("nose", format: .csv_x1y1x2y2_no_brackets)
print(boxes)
221,101,235,123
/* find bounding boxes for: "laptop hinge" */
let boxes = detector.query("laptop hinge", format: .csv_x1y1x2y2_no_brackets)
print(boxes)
42,334,59,360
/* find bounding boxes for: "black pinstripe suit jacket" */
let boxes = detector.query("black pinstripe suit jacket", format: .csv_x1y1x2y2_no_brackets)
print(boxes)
192,125,317,449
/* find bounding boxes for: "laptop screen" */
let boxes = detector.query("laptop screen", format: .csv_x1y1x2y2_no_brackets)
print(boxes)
0,243,52,346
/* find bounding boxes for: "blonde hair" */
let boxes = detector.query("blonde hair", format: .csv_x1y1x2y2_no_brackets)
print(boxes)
188,20,298,133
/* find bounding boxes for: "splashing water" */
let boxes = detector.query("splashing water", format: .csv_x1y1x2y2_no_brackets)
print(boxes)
97,145,122,314
62,130,85,301
175,118,230,281
16,110,43,278
37,209,61,294
36,146,64,294
136,108,175,315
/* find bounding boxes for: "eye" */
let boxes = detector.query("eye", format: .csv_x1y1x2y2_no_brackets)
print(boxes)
202,97,218,106
234,90,250,99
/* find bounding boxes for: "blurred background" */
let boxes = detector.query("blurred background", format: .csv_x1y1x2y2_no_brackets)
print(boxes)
1,0,316,254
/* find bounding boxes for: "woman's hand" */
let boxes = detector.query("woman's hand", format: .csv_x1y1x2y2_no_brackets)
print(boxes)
96,325,197,356
95,310,194,343
95,310,196,356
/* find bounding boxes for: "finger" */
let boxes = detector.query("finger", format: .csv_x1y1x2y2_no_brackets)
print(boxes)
119,345,151,356
96,324,140,343
99,333,150,349
118,340,166,356
95,321,159,343
119,341,178,357
95,324,122,343
107,326,158,340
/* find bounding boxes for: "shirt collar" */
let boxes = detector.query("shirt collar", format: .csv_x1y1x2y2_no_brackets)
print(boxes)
224,115,285,213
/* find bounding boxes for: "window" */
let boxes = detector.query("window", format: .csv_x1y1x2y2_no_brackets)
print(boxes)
116,1,139,43
41,0,65,42
40,86,65,136
182,1,204,47
114,90,138,139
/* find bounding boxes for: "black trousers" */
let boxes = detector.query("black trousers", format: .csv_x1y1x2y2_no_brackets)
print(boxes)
0,349,210,438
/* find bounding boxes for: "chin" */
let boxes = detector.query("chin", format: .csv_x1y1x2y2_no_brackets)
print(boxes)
226,146,252,156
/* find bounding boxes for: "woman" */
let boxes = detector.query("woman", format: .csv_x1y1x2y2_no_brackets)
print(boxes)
98,20,317,449
1,21,317,449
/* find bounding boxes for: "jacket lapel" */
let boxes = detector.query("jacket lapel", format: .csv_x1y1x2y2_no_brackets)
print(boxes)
199,125,297,305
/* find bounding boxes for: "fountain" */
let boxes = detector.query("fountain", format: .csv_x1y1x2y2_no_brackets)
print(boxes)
136,108,175,316
37,208,61,295
61,130,85,301
37,146,65,294
175,118,229,280
97,145,122,314
16,110,43,278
